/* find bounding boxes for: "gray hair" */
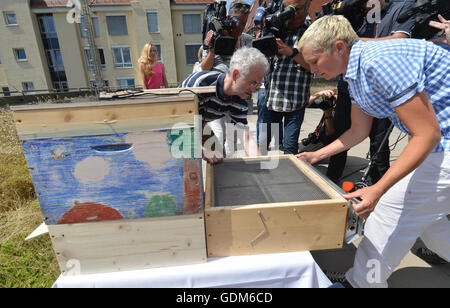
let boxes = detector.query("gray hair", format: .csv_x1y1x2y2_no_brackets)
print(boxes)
228,47,270,77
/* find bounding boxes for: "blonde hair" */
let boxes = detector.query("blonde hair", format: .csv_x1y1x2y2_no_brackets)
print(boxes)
197,45,203,62
138,43,158,77
298,15,358,54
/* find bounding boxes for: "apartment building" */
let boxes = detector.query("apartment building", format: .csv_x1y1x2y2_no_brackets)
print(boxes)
0,0,213,95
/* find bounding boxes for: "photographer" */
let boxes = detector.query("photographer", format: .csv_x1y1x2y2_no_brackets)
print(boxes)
258,0,313,155
201,0,253,73
181,47,270,164
325,0,416,184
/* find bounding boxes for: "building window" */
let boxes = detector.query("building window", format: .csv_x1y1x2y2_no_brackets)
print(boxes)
117,78,135,89
147,11,158,33
14,49,27,61
22,82,35,94
185,44,202,65
106,15,128,36
152,43,162,61
90,79,109,88
4,12,17,26
84,48,106,70
112,46,132,68
183,14,201,34
2,87,10,96
80,16,100,38
53,81,68,92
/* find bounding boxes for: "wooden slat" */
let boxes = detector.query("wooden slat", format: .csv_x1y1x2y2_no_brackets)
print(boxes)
206,202,347,257
15,116,196,140
12,99,196,126
48,215,207,275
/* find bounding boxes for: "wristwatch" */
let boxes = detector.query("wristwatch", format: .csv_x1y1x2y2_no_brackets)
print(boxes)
290,48,299,59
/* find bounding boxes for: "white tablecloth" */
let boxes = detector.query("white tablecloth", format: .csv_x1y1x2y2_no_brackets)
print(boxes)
52,251,331,288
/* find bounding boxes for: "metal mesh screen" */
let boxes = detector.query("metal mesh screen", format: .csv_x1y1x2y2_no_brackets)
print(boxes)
213,158,330,207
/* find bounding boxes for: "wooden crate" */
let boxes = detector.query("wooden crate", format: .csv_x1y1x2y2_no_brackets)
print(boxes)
11,88,214,275
204,155,348,257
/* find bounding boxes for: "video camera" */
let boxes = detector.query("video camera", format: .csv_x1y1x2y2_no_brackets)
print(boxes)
315,0,368,31
252,0,297,57
398,0,450,39
202,1,240,56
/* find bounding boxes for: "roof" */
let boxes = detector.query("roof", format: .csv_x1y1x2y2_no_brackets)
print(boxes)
30,0,131,8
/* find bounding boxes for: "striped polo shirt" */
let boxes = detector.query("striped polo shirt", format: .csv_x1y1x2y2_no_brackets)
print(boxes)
344,39,450,152
180,70,248,126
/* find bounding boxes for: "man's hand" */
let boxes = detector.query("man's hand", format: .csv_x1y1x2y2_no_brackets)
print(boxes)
204,30,215,49
275,38,293,56
202,146,223,164
429,14,450,45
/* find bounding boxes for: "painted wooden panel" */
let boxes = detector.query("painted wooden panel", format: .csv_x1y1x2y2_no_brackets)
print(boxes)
22,128,202,225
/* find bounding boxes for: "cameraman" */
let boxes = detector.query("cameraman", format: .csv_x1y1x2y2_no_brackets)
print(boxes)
259,0,313,155
201,0,253,73
326,0,416,184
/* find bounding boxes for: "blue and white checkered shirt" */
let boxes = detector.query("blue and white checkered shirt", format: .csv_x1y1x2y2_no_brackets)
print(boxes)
344,39,450,152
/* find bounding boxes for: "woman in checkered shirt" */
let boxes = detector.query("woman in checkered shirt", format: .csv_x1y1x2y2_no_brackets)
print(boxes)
297,15,450,288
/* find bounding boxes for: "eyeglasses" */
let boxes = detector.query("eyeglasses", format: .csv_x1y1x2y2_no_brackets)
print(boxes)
250,80,262,89
230,3,251,14
149,48,158,53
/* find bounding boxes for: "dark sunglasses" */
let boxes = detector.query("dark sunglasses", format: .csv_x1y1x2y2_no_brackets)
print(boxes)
149,48,158,53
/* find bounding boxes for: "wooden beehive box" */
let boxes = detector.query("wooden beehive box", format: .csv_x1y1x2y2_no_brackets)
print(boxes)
204,155,349,257
11,88,214,275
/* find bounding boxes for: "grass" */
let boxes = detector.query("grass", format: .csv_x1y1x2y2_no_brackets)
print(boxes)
0,108,59,288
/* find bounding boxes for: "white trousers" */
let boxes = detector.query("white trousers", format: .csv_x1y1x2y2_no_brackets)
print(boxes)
346,151,450,288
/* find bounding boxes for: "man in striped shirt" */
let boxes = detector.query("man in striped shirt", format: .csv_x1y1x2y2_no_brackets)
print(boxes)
181,47,269,163
297,15,450,287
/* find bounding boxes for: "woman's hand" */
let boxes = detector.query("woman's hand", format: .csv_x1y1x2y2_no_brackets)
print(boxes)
295,151,321,165
343,185,385,219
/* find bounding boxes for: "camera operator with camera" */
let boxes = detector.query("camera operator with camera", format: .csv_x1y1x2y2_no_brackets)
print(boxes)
323,0,416,185
258,0,313,155
201,0,253,73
